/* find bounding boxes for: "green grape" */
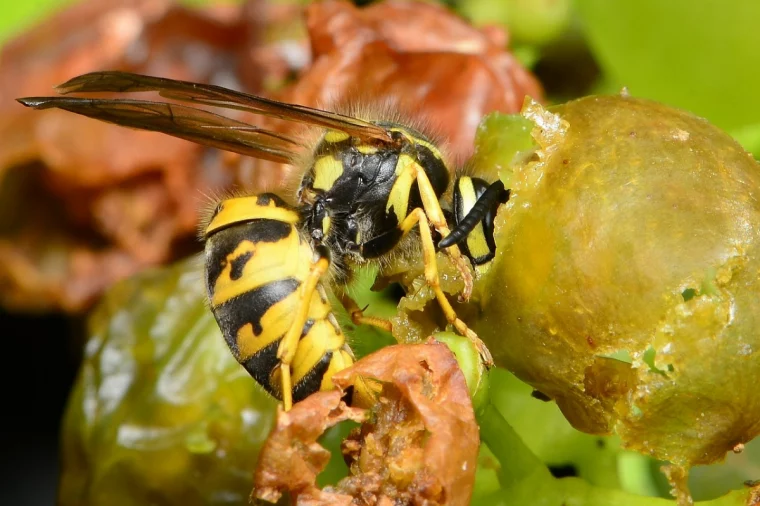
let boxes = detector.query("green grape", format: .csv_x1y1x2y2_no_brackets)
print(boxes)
471,94,760,468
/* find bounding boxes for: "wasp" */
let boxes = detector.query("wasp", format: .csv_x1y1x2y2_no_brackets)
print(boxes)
18,71,510,410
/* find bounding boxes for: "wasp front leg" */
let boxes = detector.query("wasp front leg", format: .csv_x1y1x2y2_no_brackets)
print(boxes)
438,177,510,275
397,208,494,367
377,156,474,301
412,168,474,302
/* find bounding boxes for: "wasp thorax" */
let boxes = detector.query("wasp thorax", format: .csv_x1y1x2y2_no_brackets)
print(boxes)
299,125,450,264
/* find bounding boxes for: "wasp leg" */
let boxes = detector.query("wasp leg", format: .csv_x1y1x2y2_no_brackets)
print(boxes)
276,252,331,411
412,168,474,302
438,180,509,252
339,292,393,333
398,208,494,367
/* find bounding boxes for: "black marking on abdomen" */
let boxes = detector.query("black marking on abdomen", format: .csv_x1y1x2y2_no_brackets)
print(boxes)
256,193,289,207
229,251,252,280
300,319,315,340
241,339,282,398
205,220,293,298
292,352,333,402
211,278,300,356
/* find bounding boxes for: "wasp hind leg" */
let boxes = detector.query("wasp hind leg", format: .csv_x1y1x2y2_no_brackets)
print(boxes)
397,208,494,367
276,250,331,411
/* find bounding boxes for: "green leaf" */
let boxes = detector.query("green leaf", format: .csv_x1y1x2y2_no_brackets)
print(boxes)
458,0,572,47
0,0,76,45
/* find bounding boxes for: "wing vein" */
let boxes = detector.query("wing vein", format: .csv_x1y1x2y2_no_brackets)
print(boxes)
17,96,302,163
52,71,393,142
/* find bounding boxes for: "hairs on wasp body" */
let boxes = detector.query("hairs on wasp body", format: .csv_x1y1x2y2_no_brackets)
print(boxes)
17,71,510,410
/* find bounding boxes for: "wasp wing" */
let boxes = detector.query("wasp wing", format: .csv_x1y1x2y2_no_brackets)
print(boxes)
16,97,300,163
51,71,393,143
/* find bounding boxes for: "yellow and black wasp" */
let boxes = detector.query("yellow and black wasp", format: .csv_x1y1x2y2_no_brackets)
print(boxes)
18,71,510,410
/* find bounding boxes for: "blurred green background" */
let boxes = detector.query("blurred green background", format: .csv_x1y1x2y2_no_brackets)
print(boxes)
1,0,759,505
0,0,74,45
4,0,759,155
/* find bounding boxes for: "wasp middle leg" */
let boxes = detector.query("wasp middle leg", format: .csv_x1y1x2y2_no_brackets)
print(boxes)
339,292,394,333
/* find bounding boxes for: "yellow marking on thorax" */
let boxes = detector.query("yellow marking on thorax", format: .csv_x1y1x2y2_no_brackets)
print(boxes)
322,215,332,236
206,197,300,236
312,155,344,191
385,153,418,223
324,130,350,143
389,127,443,160
415,137,443,159
357,144,378,154
210,230,311,306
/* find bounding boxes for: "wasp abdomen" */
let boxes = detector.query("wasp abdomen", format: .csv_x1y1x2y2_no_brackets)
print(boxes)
204,195,355,402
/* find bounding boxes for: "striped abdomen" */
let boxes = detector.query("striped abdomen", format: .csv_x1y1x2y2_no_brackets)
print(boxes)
203,194,355,402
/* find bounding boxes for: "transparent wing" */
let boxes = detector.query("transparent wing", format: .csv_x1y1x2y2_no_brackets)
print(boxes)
52,71,393,142
17,97,301,163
